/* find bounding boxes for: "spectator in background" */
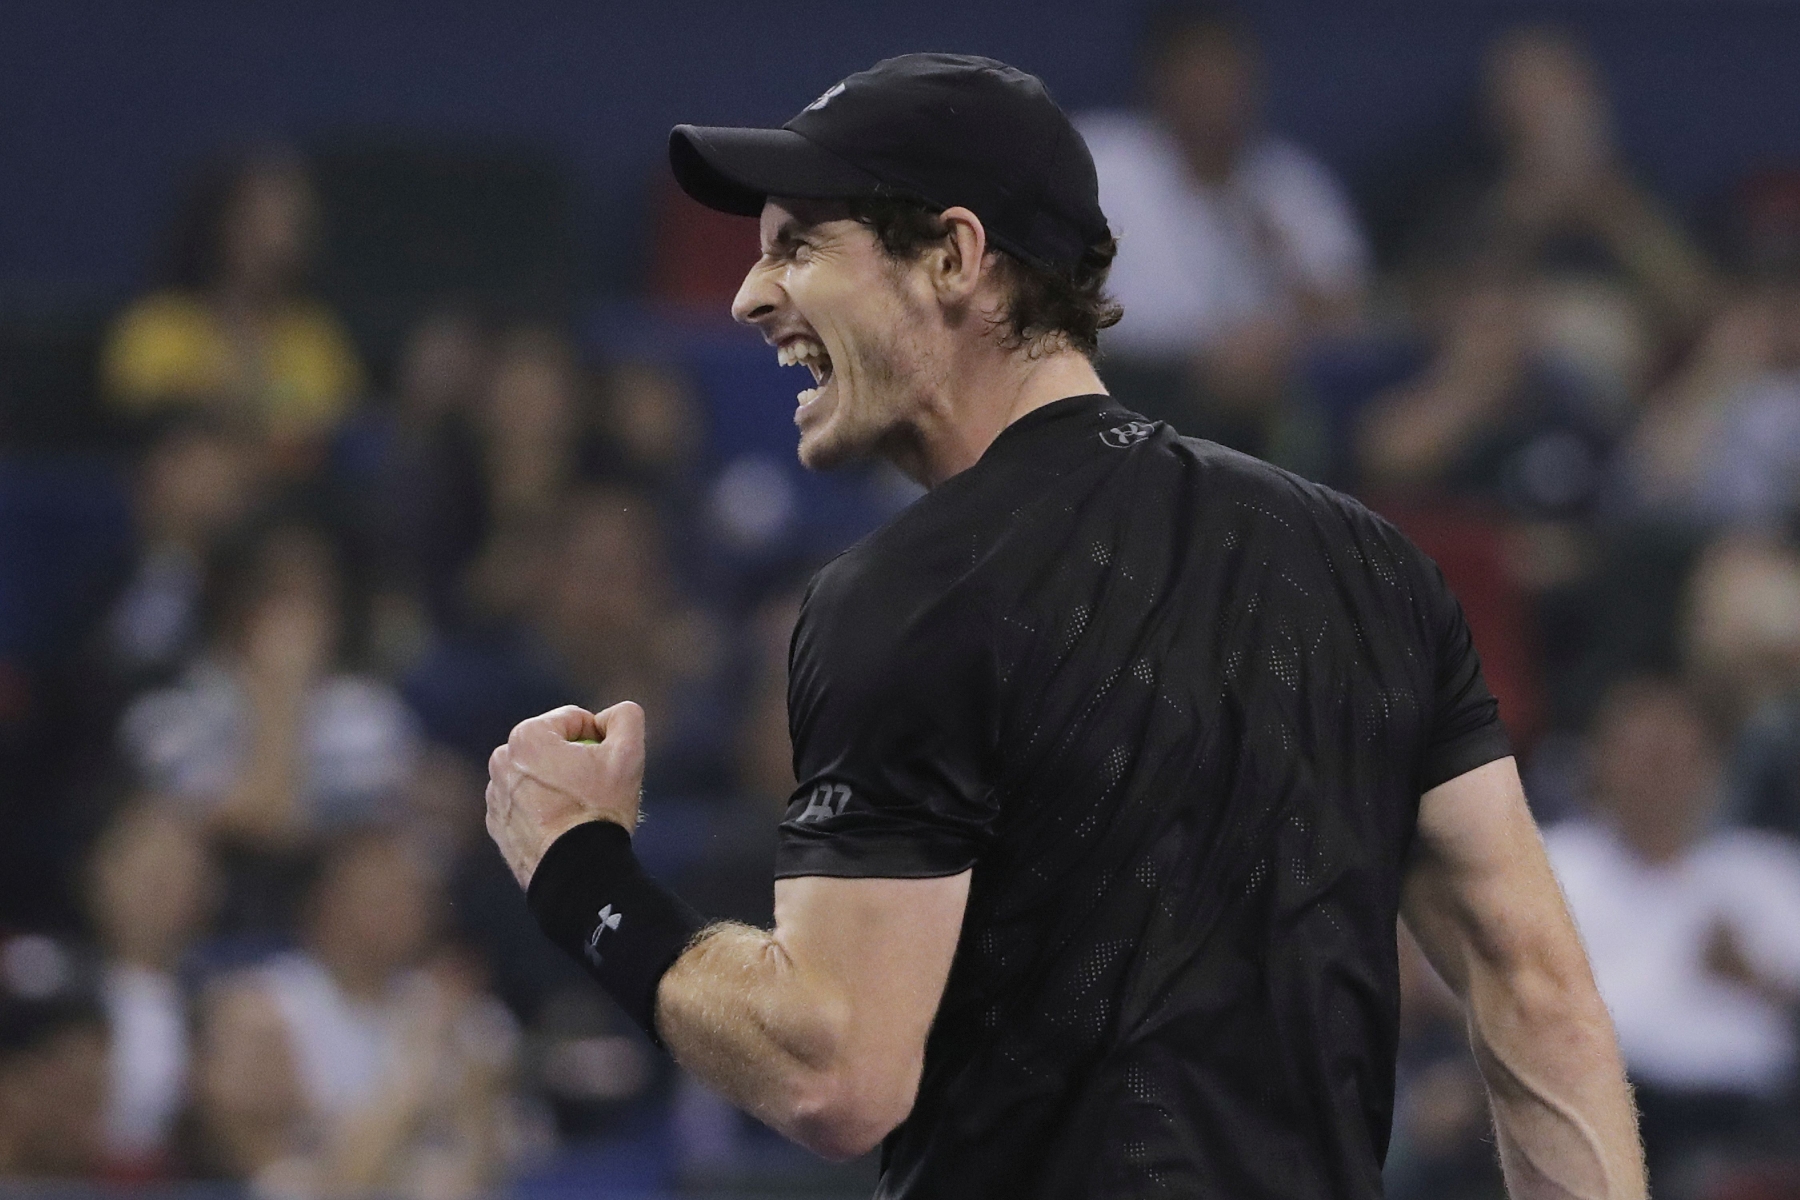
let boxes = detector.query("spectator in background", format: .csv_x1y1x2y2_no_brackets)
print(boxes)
1078,3,1371,457
331,309,494,662
1617,265,1800,528
86,804,218,1179
534,485,725,793
103,416,265,687
192,827,518,1198
1679,535,1800,843
1545,677,1800,1182
1403,28,1717,338
118,510,419,928
100,148,365,472
1355,267,1620,520
479,326,589,524
0,938,110,1179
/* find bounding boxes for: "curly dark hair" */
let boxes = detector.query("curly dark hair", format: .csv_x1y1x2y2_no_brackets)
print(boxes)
843,196,1123,359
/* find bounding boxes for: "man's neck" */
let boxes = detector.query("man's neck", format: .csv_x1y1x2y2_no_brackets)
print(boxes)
886,347,1107,488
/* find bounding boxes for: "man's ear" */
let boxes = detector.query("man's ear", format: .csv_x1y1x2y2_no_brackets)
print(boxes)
926,206,989,305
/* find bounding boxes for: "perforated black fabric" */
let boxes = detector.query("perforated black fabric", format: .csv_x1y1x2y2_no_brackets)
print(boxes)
776,394,1510,1200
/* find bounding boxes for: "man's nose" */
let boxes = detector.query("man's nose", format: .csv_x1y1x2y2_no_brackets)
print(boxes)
731,260,781,327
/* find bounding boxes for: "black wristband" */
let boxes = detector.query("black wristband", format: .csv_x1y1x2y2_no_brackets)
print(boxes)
526,820,706,1046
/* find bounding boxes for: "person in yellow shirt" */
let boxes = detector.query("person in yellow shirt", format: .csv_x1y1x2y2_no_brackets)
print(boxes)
102,149,364,468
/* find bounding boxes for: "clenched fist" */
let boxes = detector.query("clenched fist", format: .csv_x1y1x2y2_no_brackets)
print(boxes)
485,702,646,887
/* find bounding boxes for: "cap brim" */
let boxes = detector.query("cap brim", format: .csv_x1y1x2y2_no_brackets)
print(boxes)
669,125,885,217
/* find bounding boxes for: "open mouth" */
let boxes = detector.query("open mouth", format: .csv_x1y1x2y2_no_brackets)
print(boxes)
776,338,834,405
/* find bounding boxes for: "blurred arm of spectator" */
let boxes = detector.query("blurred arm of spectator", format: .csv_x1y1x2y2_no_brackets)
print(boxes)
0,942,111,1180
196,831,518,1197
479,327,585,522
120,517,421,852
191,980,305,1182
99,148,364,468
1357,281,1530,488
1481,29,1719,331
213,578,333,847
317,961,511,1197
87,804,218,1175
1619,297,1775,509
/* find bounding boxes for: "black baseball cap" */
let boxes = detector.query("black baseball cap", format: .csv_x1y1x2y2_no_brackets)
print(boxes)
669,53,1111,270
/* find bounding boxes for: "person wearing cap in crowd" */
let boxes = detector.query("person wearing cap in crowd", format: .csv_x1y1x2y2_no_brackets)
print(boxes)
484,53,1645,1199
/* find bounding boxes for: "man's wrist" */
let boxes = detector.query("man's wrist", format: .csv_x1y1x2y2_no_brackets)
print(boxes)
525,820,706,1046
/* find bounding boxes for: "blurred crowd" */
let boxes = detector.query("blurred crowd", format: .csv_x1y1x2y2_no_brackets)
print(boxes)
5,5,1800,1199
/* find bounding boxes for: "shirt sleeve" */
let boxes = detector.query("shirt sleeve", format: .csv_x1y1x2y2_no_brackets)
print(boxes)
774,564,1000,880
1413,554,1512,794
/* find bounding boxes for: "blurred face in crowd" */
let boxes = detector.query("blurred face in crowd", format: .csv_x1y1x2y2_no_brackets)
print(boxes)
231,525,345,680
305,832,438,993
1484,29,1612,175
1684,536,1800,723
139,426,261,552
734,198,947,473
547,488,666,639
1589,679,1720,864
485,328,580,445
607,361,702,477
0,1019,109,1176
397,311,491,424
89,805,218,971
1148,25,1260,182
218,160,317,300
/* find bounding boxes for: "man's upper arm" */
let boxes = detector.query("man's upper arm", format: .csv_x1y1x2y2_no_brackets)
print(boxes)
772,870,970,1118
1401,757,1585,996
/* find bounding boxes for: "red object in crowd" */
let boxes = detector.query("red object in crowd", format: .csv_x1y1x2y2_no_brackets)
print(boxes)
1378,501,1543,752
648,175,762,311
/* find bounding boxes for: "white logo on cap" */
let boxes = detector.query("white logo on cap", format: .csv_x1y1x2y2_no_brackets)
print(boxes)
804,82,847,113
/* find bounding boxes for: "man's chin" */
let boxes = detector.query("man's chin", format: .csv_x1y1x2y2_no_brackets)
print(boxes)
796,433,854,472
796,423,866,472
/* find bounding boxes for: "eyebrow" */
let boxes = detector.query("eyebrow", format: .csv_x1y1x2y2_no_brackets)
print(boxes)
766,219,813,254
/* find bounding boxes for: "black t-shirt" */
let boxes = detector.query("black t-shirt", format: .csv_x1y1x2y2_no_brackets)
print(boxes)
777,395,1510,1200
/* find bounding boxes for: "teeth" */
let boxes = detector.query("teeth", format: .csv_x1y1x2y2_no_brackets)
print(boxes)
778,340,826,368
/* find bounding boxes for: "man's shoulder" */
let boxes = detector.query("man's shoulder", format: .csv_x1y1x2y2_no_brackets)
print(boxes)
1166,433,1400,544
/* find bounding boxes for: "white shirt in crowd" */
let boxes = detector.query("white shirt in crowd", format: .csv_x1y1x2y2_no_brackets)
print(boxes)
1075,109,1371,359
119,660,421,830
1544,818,1800,1095
101,963,189,1163
258,953,518,1123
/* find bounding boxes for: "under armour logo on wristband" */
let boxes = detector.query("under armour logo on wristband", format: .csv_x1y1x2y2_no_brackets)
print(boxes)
583,904,623,966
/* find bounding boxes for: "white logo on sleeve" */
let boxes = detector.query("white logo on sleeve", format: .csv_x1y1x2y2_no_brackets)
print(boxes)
797,782,853,823
1100,421,1156,449
804,81,847,112
584,904,623,967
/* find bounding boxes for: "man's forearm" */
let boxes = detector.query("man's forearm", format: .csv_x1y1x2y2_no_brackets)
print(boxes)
1464,960,1645,1200
657,923,873,1157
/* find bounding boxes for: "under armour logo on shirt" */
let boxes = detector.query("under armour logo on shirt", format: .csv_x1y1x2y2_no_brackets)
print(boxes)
797,782,852,823
584,904,623,967
804,81,847,112
1099,421,1155,449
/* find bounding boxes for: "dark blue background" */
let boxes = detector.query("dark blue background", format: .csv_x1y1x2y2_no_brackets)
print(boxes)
4,0,1798,301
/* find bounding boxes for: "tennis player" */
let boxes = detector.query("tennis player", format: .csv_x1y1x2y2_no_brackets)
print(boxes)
486,53,1644,1199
